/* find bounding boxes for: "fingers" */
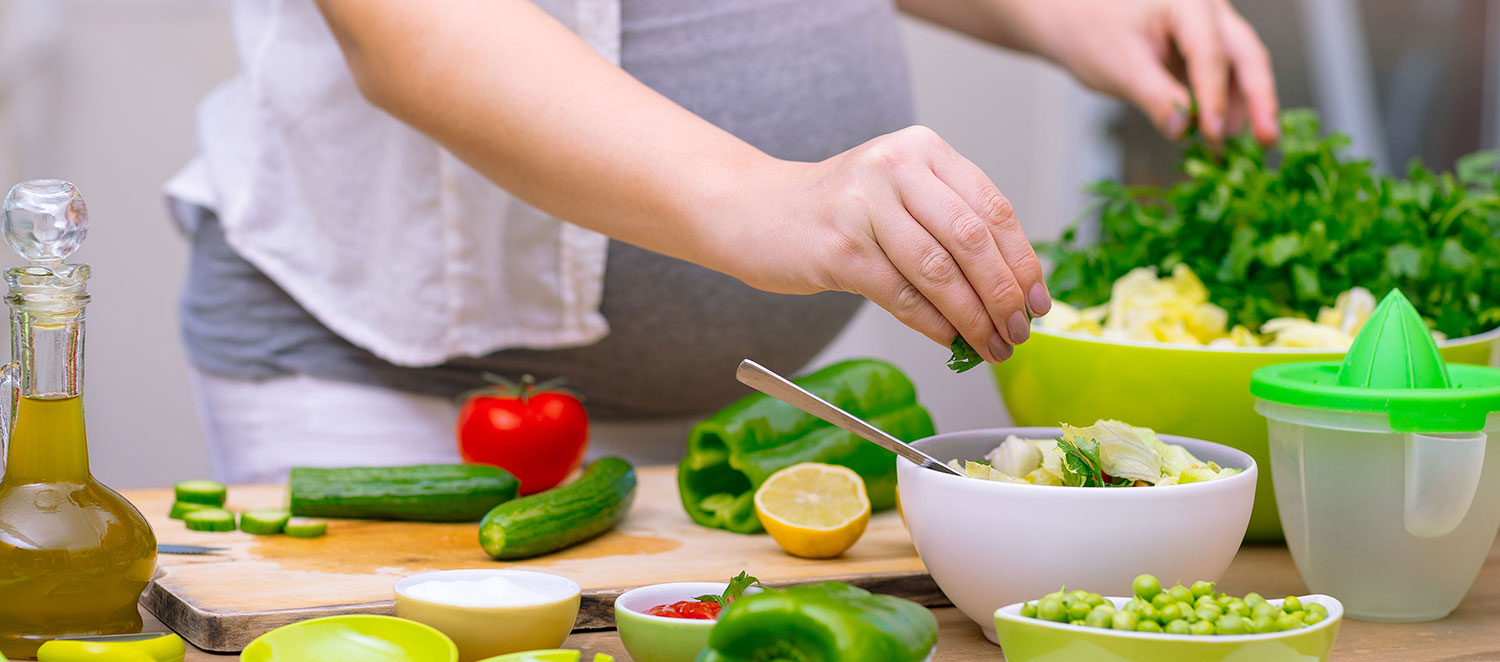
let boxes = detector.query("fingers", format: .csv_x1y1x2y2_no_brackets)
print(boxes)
1166,0,1229,143
924,147,1051,319
1217,3,1280,144
841,255,958,348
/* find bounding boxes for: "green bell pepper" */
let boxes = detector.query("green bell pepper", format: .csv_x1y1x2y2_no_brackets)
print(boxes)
696,582,938,662
677,359,936,533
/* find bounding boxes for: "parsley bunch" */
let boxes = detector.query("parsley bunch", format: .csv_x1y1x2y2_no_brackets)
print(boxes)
1040,109,1500,340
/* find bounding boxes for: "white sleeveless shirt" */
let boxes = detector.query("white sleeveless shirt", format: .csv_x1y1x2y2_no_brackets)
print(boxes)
166,0,619,367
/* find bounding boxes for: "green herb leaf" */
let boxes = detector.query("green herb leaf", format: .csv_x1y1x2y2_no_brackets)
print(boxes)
1056,433,1105,488
693,571,763,607
946,336,983,373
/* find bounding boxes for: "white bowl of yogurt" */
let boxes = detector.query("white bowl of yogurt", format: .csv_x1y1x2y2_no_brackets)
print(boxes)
394,569,582,662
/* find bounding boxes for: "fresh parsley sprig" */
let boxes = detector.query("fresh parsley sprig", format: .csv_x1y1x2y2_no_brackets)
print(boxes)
693,571,763,607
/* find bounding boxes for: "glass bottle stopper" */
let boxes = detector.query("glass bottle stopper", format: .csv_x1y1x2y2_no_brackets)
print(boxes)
2,180,88,267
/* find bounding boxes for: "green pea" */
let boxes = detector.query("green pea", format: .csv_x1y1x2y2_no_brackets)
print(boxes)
1124,598,1149,612
1217,594,1238,608
1070,619,1086,626
1195,595,1219,609
1151,592,1174,610
1159,603,1186,622
1165,619,1192,635
1304,611,1325,625
1224,601,1249,617
1275,613,1302,631
1250,615,1276,634
1282,596,1303,613
1189,620,1216,636
1191,581,1215,599
1112,610,1141,631
1195,605,1222,621
1215,614,1250,635
1306,603,1329,620
1085,606,1115,629
1043,587,1067,601
1067,600,1093,621
1020,602,1038,619
1136,620,1164,633
1244,592,1266,609
1136,604,1161,623
1085,593,1105,608
1168,585,1194,604
1133,574,1163,601
1068,590,1090,603
1038,597,1067,623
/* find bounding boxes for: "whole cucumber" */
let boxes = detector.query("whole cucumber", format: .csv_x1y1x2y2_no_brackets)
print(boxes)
479,457,637,560
289,464,519,522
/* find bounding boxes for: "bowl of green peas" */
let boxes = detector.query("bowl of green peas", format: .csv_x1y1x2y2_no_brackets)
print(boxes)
994,574,1342,662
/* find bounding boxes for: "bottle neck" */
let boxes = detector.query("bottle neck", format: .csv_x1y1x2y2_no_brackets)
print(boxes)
4,301,89,481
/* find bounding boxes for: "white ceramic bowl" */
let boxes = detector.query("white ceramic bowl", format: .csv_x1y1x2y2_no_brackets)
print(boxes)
898,427,1257,643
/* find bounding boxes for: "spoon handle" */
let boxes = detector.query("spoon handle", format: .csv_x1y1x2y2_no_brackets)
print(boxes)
736,359,961,475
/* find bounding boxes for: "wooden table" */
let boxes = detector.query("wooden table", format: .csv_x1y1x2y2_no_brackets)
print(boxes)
155,539,1500,661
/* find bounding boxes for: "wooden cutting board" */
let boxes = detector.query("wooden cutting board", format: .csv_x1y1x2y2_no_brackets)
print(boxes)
134,466,942,653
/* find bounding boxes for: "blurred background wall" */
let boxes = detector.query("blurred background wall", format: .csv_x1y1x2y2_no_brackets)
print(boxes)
0,0,1495,488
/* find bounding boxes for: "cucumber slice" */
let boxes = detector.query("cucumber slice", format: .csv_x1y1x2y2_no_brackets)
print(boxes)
170,501,215,520
240,509,292,535
175,479,227,507
184,508,236,532
284,518,327,538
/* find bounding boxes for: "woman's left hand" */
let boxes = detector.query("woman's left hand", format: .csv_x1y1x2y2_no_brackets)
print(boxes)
1025,0,1281,145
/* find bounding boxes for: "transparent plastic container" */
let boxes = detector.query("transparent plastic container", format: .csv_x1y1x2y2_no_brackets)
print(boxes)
1256,402,1500,621
1251,290,1500,622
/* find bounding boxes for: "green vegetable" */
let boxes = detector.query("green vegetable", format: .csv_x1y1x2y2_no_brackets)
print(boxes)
1038,109,1500,341
175,479,227,507
1166,619,1192,635
184,508,235,532
693,571,762,608
697,582,937,662
239,509,291,535
1132,573,1162,601
678,359,935,533
480,457,636,560
946,335,984,373
1019,576,1332,636
1111,610,1140,631
169,501,215,520
289,464,520,522
284,518,327,538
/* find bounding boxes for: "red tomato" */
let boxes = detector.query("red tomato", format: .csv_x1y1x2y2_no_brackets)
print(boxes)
646,601,721,620
457,375,589,495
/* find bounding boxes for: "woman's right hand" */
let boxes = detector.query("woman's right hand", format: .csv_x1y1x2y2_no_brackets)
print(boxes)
727,125,1050,365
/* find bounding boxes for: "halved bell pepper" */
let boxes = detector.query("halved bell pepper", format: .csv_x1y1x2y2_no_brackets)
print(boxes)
677,359,936,533
696,582,938,662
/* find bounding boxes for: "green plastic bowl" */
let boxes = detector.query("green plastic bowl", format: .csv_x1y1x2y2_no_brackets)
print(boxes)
475,651,613,662
995,595,1342,662
993,326,1500,541
240,615,458,662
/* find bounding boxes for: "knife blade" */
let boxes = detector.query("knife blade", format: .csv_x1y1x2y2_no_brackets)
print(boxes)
158,543,227,555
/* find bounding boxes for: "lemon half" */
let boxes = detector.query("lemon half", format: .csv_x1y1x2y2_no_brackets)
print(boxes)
754,462,871,559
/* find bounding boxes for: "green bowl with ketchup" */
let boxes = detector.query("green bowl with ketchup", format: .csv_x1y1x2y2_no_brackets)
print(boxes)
614,582,763,662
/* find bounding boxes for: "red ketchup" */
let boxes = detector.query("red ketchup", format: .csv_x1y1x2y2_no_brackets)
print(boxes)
646,600,722,620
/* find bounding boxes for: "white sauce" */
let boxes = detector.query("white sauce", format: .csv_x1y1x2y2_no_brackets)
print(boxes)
404,576,557,607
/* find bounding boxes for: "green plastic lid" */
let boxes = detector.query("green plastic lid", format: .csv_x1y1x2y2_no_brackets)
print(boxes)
1251,290,1500,432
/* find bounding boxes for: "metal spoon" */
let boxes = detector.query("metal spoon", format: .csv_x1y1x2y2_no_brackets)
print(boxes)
736,359,962,476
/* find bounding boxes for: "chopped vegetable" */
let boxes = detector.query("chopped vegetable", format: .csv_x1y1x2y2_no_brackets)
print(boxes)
693,571,762,608
284,518,328,539
174,479,227,507
698,582,937,662
239,509,292,535
1019,575,1329,634
183,508,236,532
949,420,1241,487
169,501,215,520
645,571,760,618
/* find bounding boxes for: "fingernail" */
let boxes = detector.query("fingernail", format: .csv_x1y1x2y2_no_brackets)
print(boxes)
1028,282,1052,316
988,335,1013,362
1008,310,1031,345
1165,110,1189,139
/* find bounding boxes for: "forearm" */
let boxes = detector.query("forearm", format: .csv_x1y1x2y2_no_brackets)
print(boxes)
895,0,1057,59
314,0,778,278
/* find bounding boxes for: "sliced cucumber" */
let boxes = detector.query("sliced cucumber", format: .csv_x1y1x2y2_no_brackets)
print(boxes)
284,518,327,538
170,501,215,520
175,479,227,507
184,508,236,532
240,509,292,535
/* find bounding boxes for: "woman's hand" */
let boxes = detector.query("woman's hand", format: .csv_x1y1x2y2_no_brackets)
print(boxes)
1032,0,1280,144
726,126,1049,364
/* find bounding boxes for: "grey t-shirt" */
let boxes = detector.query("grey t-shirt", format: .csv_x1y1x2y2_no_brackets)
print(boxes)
179,0,915,419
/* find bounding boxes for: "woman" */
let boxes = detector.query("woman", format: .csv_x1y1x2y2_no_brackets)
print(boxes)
168,0,1278,481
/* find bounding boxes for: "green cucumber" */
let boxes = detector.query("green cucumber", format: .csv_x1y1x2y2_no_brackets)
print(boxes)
170,501,215,520
480,457,636,560
284,518,328,538
240,509,292,535
289,464,519,522
184,508,236,532
175,479,227,506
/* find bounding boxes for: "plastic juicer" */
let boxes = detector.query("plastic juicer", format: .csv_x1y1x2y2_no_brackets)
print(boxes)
1251,290,1500,622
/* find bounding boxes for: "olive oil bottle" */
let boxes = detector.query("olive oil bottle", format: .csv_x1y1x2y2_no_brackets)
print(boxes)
0,181,156,658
